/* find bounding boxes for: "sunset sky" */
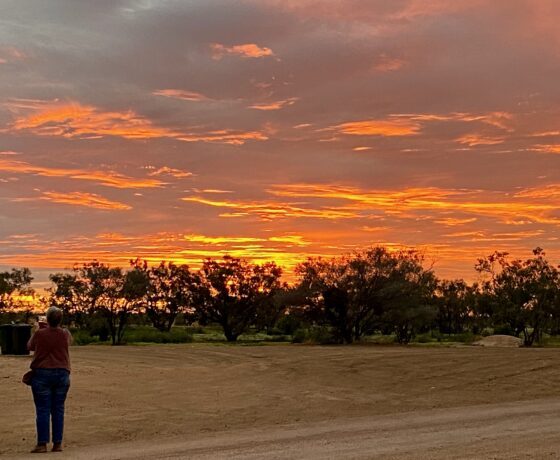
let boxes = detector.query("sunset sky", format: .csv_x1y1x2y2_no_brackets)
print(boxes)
2,0,560,289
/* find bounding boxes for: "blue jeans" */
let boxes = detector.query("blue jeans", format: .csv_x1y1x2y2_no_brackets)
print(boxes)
31,369,70,445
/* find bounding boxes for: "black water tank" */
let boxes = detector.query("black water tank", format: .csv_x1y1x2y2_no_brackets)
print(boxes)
11,324,32,355
0,324,14,354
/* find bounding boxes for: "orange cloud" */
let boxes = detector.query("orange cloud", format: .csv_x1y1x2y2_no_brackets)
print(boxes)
17,191,131,210
5,99,177,140
268,183,560,225
374,55,406,72
211,43,274,59
434,217,478,227
444,229,545,242
249,98,299,111
352,146,372,151
153,89,210,102
0,158,165,188
177,130,268,145
185,234,263,244
4,99,268,145
182,196,358,220
456,134,505,146
198,189,233,194
514,184,560,199
184,233,309,247
531,144,560,154
325,118,421,137
145,166,193,178
393,111,514,130
530,131,560,137
321,111,514,141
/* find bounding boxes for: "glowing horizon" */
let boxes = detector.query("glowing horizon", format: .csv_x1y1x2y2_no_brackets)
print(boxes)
2,1,560,291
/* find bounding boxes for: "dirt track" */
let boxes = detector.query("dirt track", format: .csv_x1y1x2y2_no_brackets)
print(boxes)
2,344,560,458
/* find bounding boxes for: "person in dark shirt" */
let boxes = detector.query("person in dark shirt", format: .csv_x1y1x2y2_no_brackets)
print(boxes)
27,307,72,453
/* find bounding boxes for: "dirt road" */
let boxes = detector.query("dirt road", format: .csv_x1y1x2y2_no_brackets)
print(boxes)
2,344,560,458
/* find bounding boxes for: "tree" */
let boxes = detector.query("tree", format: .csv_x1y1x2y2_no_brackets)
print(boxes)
50,261,147,345
49,273,87,327
379,252,438,344
296,248,437,343
436,279,476,334
198,256,283,342
254,284,292,334
132,260,202,332
475,248,560,346
0,268,33,311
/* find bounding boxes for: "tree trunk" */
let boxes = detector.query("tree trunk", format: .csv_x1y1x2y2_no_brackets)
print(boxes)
116,311,128,345
165,314,177,332
222,321,239,342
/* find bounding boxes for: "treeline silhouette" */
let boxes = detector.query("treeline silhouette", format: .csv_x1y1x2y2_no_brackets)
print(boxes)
2,246,560,347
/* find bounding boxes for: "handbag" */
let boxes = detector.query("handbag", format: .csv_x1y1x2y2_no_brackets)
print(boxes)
22,370,34,386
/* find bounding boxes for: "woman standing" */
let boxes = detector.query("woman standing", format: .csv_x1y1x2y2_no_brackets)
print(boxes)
27,306,72,453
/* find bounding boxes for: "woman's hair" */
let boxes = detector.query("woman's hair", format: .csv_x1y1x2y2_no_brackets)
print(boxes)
46,306,63,327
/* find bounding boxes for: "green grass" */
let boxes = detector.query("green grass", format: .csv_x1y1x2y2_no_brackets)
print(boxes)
190,325,291,344
124,326,193,344
70,323,560,348
70,328,101,346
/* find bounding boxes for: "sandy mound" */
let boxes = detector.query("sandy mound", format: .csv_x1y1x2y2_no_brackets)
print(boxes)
474,335,522,347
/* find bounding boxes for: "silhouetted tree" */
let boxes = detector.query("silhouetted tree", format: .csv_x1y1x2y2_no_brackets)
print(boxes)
436,279,476,334
50,262,147,345
49,273,87,327
198,256,282,341
476,248,560,346
0,267,33,311
379,253,438,344
254,284,292,334
132,259,202,332
296,248,437,343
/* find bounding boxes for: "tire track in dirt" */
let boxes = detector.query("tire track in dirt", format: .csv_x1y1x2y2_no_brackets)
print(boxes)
11,398,560,459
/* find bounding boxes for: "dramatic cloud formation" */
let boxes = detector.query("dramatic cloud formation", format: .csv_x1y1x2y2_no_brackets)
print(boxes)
4,99,178,140
153,89,210,102
210,43,275,59
0,158,166,188
249,98,299,111
325,119,421,137
181,196,357,220
37,191,132,211
4,99,267,145
1,0,560,289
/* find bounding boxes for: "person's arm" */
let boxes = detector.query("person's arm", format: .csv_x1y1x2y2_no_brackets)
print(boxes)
64,328,73,345
27,332,37,351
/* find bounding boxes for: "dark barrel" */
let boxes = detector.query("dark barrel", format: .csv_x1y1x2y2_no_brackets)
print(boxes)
11,324,32,355
0,324,14,355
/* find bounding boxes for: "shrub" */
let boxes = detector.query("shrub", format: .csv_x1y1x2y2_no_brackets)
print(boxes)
70,329,101,346
291,326,336,345
88,316,110,342
494,324,515,336
455,331,477,344
276,314,304,335
415,333,432,343
124,326,193,344
292,328,306,343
